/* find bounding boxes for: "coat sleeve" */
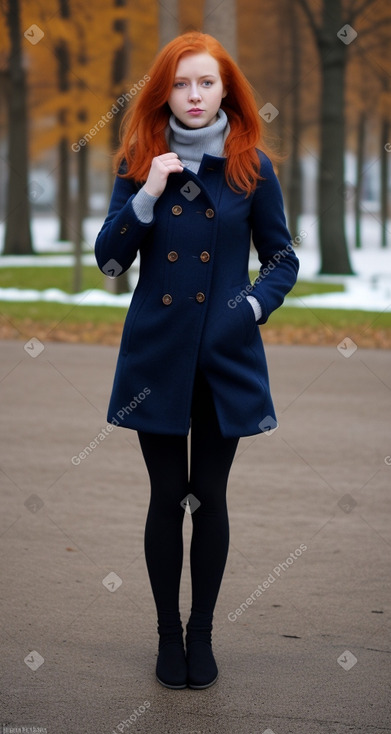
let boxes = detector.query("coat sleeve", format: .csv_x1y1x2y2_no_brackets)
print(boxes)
94,161,155,276
249,152,300,325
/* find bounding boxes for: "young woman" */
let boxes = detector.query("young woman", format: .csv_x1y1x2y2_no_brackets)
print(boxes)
95,31,299,690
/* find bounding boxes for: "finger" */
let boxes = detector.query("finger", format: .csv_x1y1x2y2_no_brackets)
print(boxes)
158,160,184,171
156,152,180,162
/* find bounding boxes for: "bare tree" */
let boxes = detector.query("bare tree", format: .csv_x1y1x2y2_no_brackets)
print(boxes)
55,0,71,242
159,0,179,47
72,17,89,293
3,0,34,254
286,1,303,241
294,0,360,274
354,110,366,249
203,0,237,60
105,0,132,295
380,113,390,248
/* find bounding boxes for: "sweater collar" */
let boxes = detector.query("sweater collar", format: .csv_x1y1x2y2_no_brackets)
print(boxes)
167,109,230,172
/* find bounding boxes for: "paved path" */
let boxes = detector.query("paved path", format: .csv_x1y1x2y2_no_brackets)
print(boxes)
1,340,390,734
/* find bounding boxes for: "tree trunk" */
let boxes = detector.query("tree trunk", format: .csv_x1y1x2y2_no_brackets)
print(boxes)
3,0,33,255
380,116,389,248
203,0,237,60
354,112,365,249
71,5,90,293
56,2,71,242
288,138,302,241
58,131,70,241
287,2,302,240
274,5,290,195
104,0,131,295
159,0,179,47
73,143,87,293
317,0,353,274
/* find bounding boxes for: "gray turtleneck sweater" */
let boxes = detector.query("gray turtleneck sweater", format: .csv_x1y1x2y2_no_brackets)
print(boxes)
130,108,261,320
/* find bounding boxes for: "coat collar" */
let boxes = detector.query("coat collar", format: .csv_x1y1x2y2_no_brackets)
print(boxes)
181,154,226,205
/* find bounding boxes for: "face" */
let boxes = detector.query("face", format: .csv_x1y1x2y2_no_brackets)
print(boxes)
167,52,227,129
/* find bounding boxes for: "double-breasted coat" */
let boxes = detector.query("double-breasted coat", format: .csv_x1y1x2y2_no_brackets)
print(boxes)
95,150,299,438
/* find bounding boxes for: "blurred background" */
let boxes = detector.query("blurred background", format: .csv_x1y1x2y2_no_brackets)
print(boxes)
0,0,390,346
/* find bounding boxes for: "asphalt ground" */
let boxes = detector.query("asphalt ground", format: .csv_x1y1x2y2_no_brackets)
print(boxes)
1,339,390,734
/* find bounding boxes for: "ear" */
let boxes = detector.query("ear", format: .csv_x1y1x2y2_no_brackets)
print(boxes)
222,87,228,98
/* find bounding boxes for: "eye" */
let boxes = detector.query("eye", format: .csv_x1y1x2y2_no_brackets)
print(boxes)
202,80,213,87
173,81,187,88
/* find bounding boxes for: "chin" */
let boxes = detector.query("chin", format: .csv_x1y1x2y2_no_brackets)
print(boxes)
188,117,216,129
179,119,204,129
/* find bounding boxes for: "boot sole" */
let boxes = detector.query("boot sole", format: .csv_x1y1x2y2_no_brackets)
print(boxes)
156,675,187,689
188,674,218,689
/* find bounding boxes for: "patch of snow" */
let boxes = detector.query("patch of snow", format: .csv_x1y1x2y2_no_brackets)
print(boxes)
285,278,391,312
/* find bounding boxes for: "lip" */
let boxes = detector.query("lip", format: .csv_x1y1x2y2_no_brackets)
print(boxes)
187,108,204,115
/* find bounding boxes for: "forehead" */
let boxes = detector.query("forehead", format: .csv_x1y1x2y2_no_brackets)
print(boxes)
174,52,220,77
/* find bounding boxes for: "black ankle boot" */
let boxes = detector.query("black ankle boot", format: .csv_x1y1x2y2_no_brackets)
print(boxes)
185,619,218,689
155,614,187,689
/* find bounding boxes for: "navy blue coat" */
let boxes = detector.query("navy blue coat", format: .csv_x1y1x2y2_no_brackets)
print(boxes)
95,150,299,437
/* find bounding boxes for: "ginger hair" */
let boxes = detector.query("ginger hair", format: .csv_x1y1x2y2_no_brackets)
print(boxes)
114,31,273,195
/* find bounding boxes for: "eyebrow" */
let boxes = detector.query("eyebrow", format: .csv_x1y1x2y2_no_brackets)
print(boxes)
173,74,218,81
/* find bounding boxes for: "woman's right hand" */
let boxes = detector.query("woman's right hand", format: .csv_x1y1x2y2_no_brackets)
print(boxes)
143,153,184,198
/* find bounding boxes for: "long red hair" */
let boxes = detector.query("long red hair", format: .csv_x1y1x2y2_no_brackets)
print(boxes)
114,31,270,196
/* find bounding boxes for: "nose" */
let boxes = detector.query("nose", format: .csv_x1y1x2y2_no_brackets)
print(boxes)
188,83,201,102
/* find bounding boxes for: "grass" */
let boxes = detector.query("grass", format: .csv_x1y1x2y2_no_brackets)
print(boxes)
0,266,389,347
248,272,345,298
0,266,103,293
267,306,390,330
0,301,127,325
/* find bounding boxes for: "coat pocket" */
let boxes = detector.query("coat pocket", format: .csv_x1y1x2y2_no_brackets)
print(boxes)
230,284,258,345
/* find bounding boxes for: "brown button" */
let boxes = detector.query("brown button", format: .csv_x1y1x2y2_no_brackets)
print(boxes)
120,224,129,234
172,205,182,216
196,292,206,303
167,251,178,262
162,294,172,305
200,251,210,262
205,208,214,218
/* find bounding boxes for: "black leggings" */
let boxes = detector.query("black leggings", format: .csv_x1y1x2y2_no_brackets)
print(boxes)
138,368,239,627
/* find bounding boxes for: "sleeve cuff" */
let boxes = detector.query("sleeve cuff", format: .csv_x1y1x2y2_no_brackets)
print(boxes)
246,295,262,321
131,186,159,223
